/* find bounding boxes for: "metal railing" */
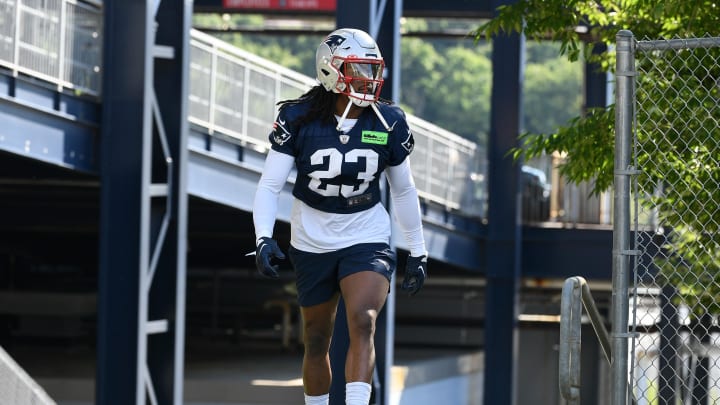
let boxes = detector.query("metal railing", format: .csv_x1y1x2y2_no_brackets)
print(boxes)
0,0,103,96
187,29,483,214
559,276,632,405
560,277,602,404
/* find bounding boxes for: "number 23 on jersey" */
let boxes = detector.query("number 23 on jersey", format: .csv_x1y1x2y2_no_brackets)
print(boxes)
307,148,379,198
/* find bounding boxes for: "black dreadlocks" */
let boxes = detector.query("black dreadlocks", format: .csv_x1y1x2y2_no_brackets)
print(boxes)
277,85,337,127
276,85,394,128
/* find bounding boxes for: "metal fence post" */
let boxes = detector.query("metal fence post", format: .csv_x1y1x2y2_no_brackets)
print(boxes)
612,29,635,405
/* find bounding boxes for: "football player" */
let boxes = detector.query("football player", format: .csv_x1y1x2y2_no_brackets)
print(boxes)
252,28,427,405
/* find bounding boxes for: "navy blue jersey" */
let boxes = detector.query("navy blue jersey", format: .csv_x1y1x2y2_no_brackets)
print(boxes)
269,102,415,214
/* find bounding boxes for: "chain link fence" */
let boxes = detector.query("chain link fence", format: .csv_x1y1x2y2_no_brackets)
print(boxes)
615,31,720,405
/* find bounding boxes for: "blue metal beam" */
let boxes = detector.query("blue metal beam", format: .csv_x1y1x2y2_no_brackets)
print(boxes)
521,226,612,280
0,75,99,173
483,1,524,404
96,0,152,403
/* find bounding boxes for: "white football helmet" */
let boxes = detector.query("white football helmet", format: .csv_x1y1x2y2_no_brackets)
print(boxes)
316,28,385,107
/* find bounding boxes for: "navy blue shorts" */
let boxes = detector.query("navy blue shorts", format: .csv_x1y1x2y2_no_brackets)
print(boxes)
288,243,396,307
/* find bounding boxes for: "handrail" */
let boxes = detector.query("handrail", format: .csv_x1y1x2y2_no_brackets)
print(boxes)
560,276,637,405
559,277,584,404
0,0,103,96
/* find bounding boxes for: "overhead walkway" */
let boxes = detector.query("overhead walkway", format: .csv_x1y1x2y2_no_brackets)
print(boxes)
0,0,618,277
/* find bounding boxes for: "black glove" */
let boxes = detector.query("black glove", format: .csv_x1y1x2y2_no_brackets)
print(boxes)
401,255,427,296
255,237,285,279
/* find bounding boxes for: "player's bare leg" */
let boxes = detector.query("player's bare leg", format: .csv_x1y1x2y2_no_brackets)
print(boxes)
340,271,390,382
300,293,340,396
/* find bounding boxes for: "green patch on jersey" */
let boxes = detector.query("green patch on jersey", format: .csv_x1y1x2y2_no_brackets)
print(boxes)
361,130,388,145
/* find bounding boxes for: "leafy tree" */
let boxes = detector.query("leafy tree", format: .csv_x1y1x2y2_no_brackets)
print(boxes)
399,36,580,147
474,0,720,191
523,53,583,135
398,37,441,117
526,40,569,65
399,38,492,143
474,1,720,318
424,46,493,142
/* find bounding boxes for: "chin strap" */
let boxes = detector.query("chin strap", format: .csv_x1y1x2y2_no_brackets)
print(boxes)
335,100,354,131
335,99,394,132
370,102,393,131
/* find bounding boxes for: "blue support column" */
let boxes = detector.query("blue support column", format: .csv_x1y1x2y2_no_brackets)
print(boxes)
581,41,611,403
692,314,712,404
658,285,679,405
97,1,189,404
584,42,609,111
483,0,524,403
97,1,149,403
337,1,371,28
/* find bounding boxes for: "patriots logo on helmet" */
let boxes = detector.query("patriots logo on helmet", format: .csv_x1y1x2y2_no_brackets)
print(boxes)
324,34,346,54
401,128,415,153
272,119,292,145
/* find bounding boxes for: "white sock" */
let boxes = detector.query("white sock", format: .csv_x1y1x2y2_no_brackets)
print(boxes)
304,393,329,405
346,381,372,405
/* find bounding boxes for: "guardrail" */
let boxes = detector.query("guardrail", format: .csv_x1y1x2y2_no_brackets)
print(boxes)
559,276,637,405
0,0,103,96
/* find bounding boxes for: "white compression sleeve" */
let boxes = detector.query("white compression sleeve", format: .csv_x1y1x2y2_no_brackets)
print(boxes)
385,158,427,257
253,149,295,241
